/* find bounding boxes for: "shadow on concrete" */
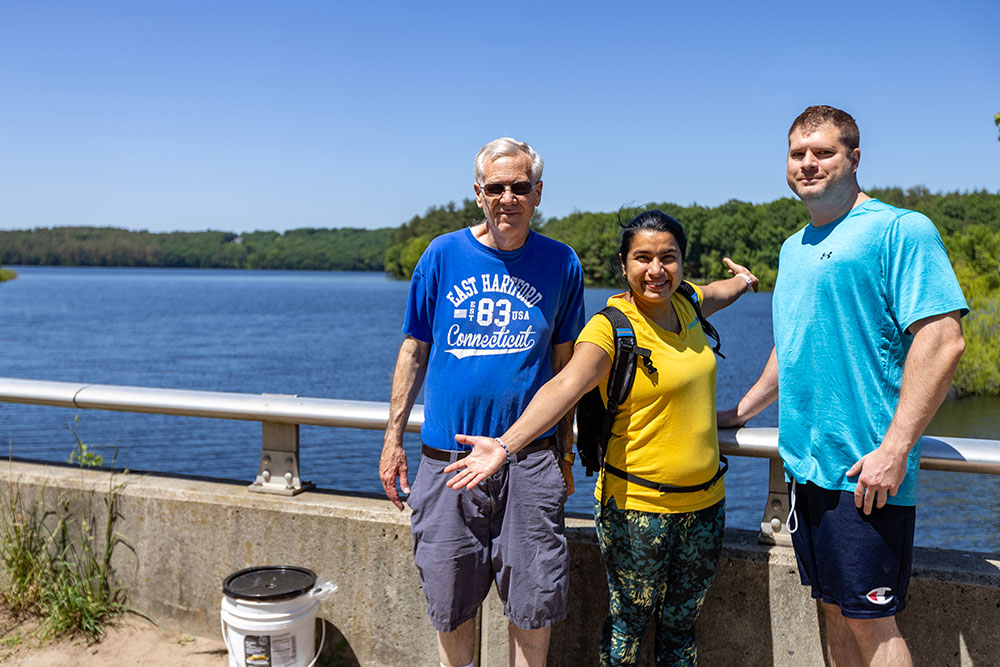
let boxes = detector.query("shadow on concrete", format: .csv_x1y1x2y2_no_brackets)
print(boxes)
902,546,1000,666
550,529,606,665
315,618,361,667
697,530,777,665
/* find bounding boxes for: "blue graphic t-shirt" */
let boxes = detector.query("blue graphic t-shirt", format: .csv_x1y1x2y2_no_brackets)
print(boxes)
403,227,586,450
772,199,968,505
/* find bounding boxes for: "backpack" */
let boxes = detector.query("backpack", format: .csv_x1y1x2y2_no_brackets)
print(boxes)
575,282,728,493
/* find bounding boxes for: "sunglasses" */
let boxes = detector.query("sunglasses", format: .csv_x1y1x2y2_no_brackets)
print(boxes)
480,181,534,197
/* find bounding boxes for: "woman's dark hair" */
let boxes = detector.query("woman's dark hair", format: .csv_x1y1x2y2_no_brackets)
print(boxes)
617,209,687,260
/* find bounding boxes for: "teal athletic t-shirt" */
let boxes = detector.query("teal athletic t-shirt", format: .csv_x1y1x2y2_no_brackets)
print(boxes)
772,199,968,506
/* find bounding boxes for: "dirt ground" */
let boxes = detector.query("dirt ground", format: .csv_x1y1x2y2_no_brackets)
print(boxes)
0,611,230,666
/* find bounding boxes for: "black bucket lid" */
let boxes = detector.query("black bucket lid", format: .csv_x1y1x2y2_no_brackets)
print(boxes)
223,566,317,601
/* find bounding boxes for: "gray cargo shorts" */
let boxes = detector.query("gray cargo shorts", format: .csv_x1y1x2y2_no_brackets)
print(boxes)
408,444,570,633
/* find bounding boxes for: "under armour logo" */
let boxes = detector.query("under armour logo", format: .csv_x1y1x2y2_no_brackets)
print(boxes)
820,252,833,260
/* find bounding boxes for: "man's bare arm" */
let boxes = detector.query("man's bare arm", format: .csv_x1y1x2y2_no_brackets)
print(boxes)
847,311,965,514
717,347,779,428
379,336,431,510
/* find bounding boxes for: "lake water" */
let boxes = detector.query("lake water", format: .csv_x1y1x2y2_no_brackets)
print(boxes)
1,266,997,553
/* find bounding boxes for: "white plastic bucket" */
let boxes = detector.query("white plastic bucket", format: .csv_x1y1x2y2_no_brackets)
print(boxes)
221,566,336,667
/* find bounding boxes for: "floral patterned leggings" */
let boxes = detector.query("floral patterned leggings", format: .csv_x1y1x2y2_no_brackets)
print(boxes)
594,496,725,666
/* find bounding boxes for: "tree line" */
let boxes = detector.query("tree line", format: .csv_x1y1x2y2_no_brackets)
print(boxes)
0,226,391,272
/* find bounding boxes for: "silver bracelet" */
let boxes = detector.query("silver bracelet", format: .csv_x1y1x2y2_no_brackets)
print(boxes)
494,437,511,457
737,273,754,289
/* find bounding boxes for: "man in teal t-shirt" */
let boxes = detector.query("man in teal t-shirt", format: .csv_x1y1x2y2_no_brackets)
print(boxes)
720,106,966,665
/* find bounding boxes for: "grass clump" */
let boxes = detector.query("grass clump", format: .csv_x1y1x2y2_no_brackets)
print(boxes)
0,479,49,616
0,424,134,643
39,477,130,640
0,631,28,662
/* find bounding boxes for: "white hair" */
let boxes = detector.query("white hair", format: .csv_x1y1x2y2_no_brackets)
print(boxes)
474,137,543,183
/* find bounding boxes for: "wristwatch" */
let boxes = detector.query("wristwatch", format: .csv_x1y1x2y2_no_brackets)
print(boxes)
561,450,576,464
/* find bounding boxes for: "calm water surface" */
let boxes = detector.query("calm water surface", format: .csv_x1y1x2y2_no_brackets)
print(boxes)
1,266,997,552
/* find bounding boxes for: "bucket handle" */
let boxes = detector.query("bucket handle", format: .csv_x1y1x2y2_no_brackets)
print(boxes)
222,616,327,667
309,580,337,602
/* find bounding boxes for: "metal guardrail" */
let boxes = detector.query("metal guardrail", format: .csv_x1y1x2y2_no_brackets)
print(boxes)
0,377,424,496
1,377,997,542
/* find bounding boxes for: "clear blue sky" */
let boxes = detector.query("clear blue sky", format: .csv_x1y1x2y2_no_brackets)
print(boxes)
2,1,997,233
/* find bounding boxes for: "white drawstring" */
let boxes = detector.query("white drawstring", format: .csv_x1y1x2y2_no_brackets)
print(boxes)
786,478,799,534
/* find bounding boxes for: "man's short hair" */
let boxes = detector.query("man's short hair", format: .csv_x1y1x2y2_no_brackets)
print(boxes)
788,105,860,152
474,137,543,184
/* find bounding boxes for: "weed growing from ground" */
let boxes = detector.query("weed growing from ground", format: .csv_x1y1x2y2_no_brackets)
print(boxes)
68,416,105,468
0,630,28,661
0,463,50,616
0,422,137,642
40,472,131,640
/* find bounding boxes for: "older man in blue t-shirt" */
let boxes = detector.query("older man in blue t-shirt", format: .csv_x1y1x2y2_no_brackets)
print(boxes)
379,137,585,667
720,106,966,666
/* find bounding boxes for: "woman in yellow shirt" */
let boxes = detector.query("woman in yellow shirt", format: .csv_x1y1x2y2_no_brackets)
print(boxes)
447,210,757,665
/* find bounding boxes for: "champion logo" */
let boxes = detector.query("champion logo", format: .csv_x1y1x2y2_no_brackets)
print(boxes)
866,587,894,605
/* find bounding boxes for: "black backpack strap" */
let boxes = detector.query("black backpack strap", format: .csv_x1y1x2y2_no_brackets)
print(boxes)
594,307,653,465
602,456,729,493
675,282,724,359
599,306,654,410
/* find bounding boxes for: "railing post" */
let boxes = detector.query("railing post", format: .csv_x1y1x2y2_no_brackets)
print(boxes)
249,421,314,496
758,457,792,546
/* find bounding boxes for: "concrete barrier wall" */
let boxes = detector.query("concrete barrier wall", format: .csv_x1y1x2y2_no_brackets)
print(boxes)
2,461,997,666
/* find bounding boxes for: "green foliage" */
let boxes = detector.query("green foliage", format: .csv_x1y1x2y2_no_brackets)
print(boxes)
0,479,49,616
538,198,808,289
0,630,26,655
540,210,622,285
68,416,106,468
695,198,808,287
383,200,484,278
40,478,130,642
0,226,392,272
397,236,433,279
952,292,1000,395
67,443,104,468
0,267,17,282
946,228,1000,395
0,425,133,642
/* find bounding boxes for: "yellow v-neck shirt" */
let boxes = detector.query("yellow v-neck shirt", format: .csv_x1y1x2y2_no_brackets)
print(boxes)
576,286,724,513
